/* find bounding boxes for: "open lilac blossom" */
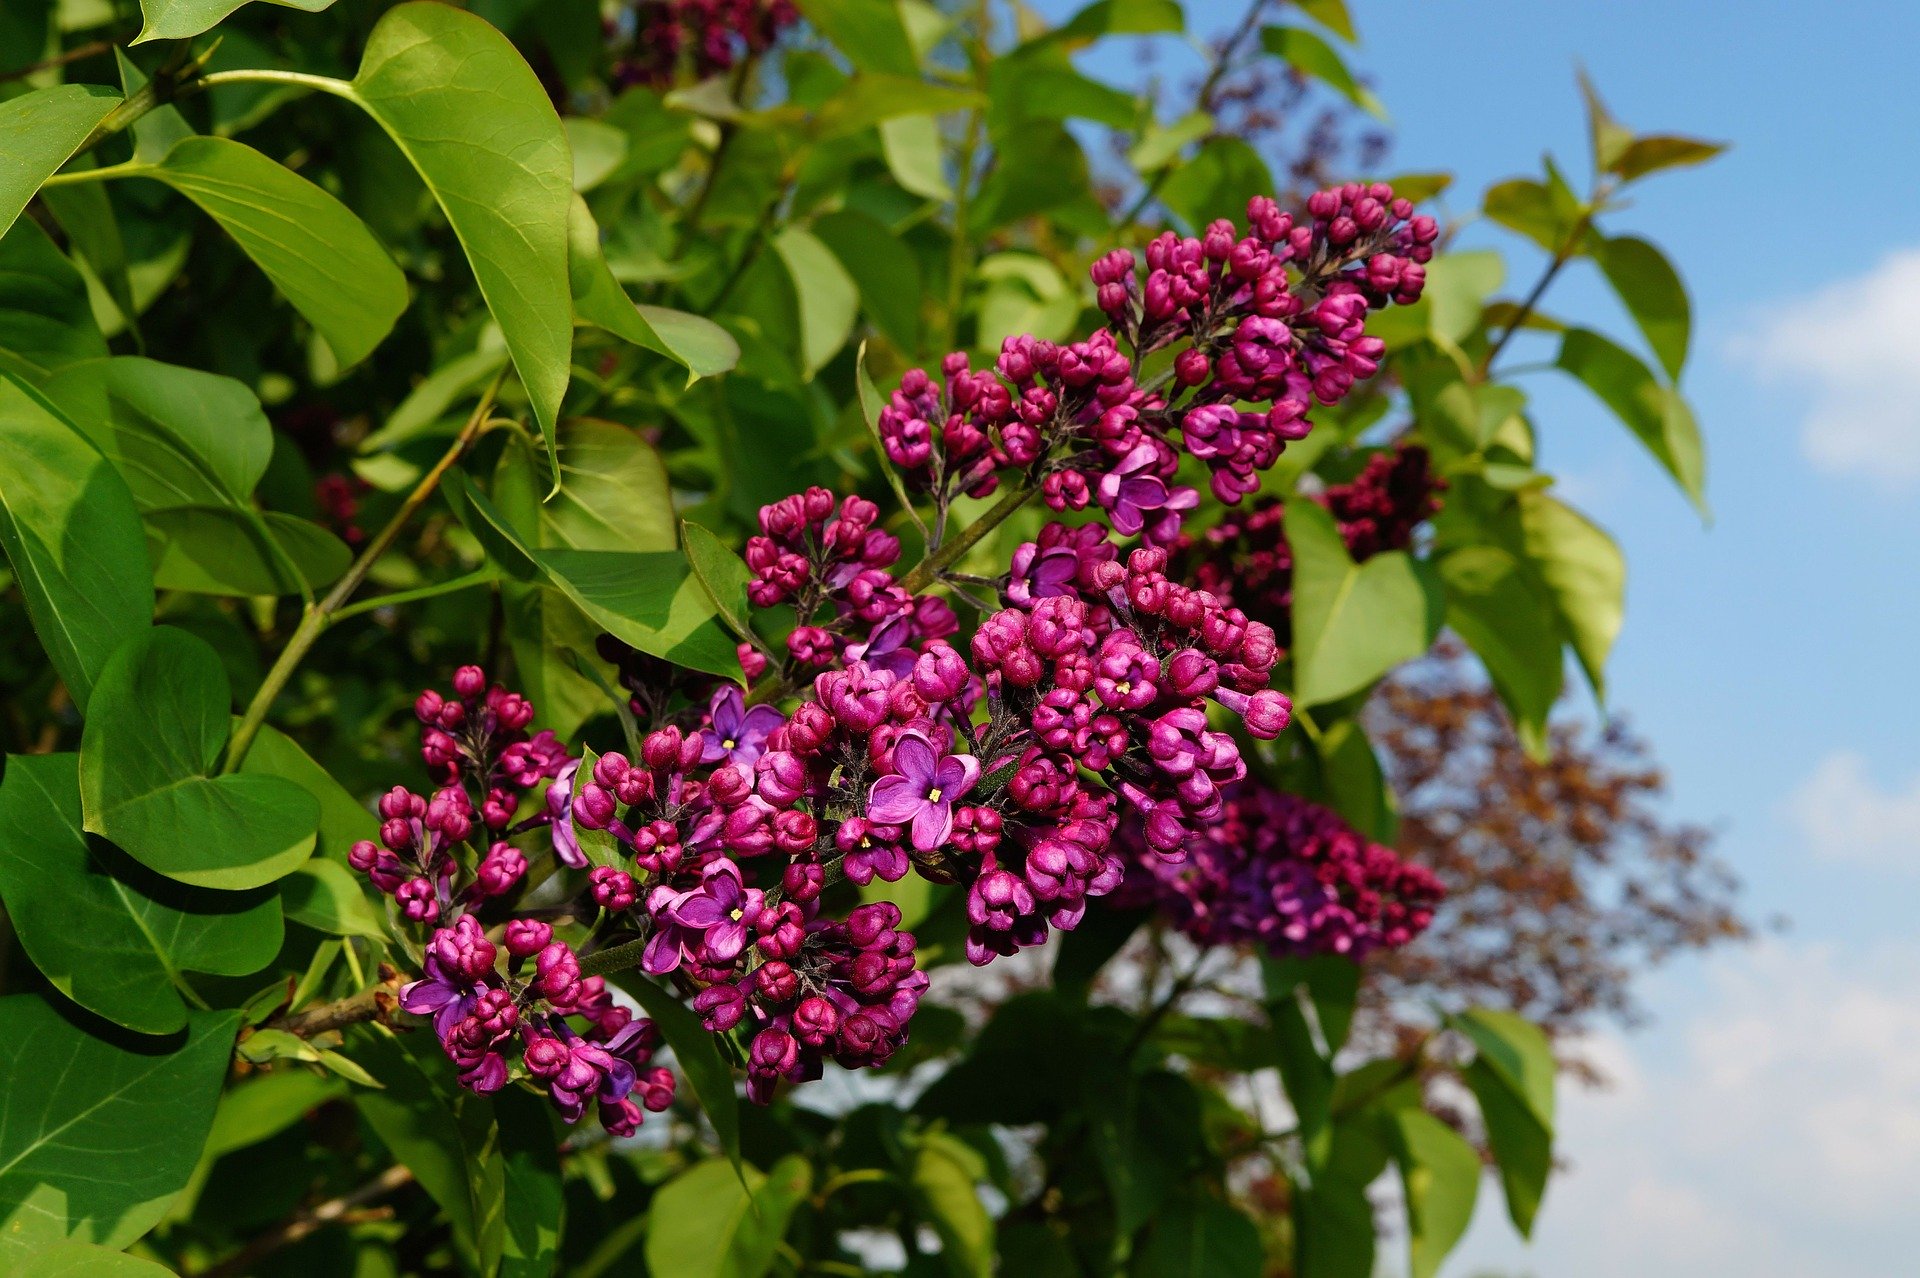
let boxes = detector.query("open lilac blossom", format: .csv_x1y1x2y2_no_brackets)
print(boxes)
699,685,784,769
642,860,758,974
867,731,981,850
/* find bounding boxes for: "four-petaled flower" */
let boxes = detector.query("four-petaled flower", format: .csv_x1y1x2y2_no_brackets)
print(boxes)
867,732,981,850
642,860,760,974
699,686,785,770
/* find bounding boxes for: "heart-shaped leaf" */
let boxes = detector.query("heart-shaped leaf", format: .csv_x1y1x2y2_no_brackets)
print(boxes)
0,996,238,1265
0,753,282,1035
1287,500,1444,706
80,627,318,890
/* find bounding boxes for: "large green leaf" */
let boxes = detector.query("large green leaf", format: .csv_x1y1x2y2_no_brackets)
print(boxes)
569,197,739,381
1056,0,1184,39
1091,1069,1200,1236
135,0,337,42
0,754,281,1035
0,85,121,242
1592,234,1690,380
0,997,238,1265
0,371,152,712
682,521,755,643
610,972,742,1173
1287,500,1444,706
1437,546,1563,756
1390,1110,1481,1278
541,418,678,552
1157,137,1274,234
48,356,272,511
1449,1008,1556,1236
80,626,319,890
351,1027,505,1275
796,0,917,75
1130,1194,1263,1278
497,1090,565,1278
1556,327,1706,512
239,721,379,863
278,859,385,938
20,1241,177,1277
771,225,859,380
348,2,574,474
645,1156,811,1278
145,506,351,596
906,1130,994,1278
1516,491,1624,700
0,220,107,382
139,137,406,368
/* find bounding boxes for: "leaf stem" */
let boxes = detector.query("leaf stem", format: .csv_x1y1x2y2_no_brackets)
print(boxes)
898,477,1037,595
328,567,496,623
576,936,651,979
224,370,507,772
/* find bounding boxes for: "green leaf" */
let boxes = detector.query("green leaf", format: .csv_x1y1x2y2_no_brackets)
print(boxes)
645,1155,811,1278
19,1241,177,1277
1449,1007,1555,1129
145,506,351,596
1287,500,1444,706
772,225,859,380
141,137,407,369
1437,546,1563,756
1592,234,1690,380
350,1027,505,1274
278,858,385,938
1157,137,1274,234
1056,0,1183,40
0,85,122,242
0,220,107,382
50,356,272,511
569,197,738,382
879,114,952,201
797,0,917,75
1293,1177,1376,1278
237,721,379,863
0,371,152,712
1390,1110,1481,1278
1261,27,1385,118
1051,902,1147,999
1130,1194,1262,1278
853,341,928,535
564,116,628,192
815,211,922,350
907,1130,994,1278
39,176,137,336
1129,111,1212,173
0,753,281,1035
542,418,678,552
1421,250,1505,344
610,972,742,1172
348,2,574,475
1294,0,1356,41
1092,1069,1200,1235
135,0,337,43
1270,991,1335,1161
1462,1058,1551,1237
204,1069,344,1158
1556,327,1706,512
1576,69,1632,174
1609,134,1726,183
681,521,755,644
360,348,509,453
0,998,238,1265
1265,954,1362,1059
1515,491,1623,700
497,1090,565,1278
80,626,319,890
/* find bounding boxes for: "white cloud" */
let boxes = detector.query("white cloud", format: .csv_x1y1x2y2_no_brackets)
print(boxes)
1788,751,1920,874
1447,938,1920,1278
1742,248,1920,489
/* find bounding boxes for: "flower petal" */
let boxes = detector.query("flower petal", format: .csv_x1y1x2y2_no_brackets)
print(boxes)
935,752,981,799
911,801,954,851
891,732,937,785
642,930,682,975
868,774,926,825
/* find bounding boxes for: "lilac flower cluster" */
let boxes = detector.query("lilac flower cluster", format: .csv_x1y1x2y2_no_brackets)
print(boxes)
611,0,799,90
1168,443,1445,650
875,187,1435,541
347,670,677,1137
1113,782,1445,959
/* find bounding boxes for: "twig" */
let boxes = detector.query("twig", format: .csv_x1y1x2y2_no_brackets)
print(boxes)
196,1164,415,1278
224,369,508,771
0,38,119,85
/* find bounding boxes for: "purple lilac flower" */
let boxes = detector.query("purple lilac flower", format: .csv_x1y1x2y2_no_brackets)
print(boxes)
699,685,785,770
866,731,981,850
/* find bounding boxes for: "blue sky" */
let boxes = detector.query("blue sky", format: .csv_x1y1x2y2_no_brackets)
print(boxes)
1038,1,1920,1272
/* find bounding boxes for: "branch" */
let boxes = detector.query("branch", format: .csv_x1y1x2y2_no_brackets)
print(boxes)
274,979,402,1038
196,1164,415,1278
224,369,508,771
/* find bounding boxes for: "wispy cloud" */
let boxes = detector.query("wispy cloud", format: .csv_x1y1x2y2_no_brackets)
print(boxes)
1450,939,1920,1278
1741,249,1920,490
1789,751,1920,874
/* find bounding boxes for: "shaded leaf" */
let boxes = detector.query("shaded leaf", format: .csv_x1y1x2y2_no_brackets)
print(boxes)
772,225,859,380
0,997,238,1265
0,220,107,381
1261,26,1384,117
907,1130,994,1278
1437,546,1563,756
279,859,385,938
610,972,742,1173
0,85,121,242
569,196,738,381
1390,1110,1481,1278
0,753,281,1035
797,0,917,75
1130,1194,1262,1278
1592,234,1690,380
80,626,319,890
645,1155,811,1278
0,371,152,711
1556,327,1706,512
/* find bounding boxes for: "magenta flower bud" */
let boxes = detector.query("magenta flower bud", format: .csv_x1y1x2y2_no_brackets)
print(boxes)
474,843,526,897
413,690,444,724
754,750,808,805
773,809,817,853
708,765,750,807
846,901,902,950
635,1065,676,1112
452,665,486,699
912,641,969,702
750,1027,799,1081
782,858,824,902
1165,648,1220,698
694,982,747,1032
505,918,552,958
1174,348,1211,386
754,960,799,1005
793,995,840,1047
641,727,684,771
397,878,439,922
348,839,380,872
522,1032,569,1077
534,942,582,1009
589,866,638,912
